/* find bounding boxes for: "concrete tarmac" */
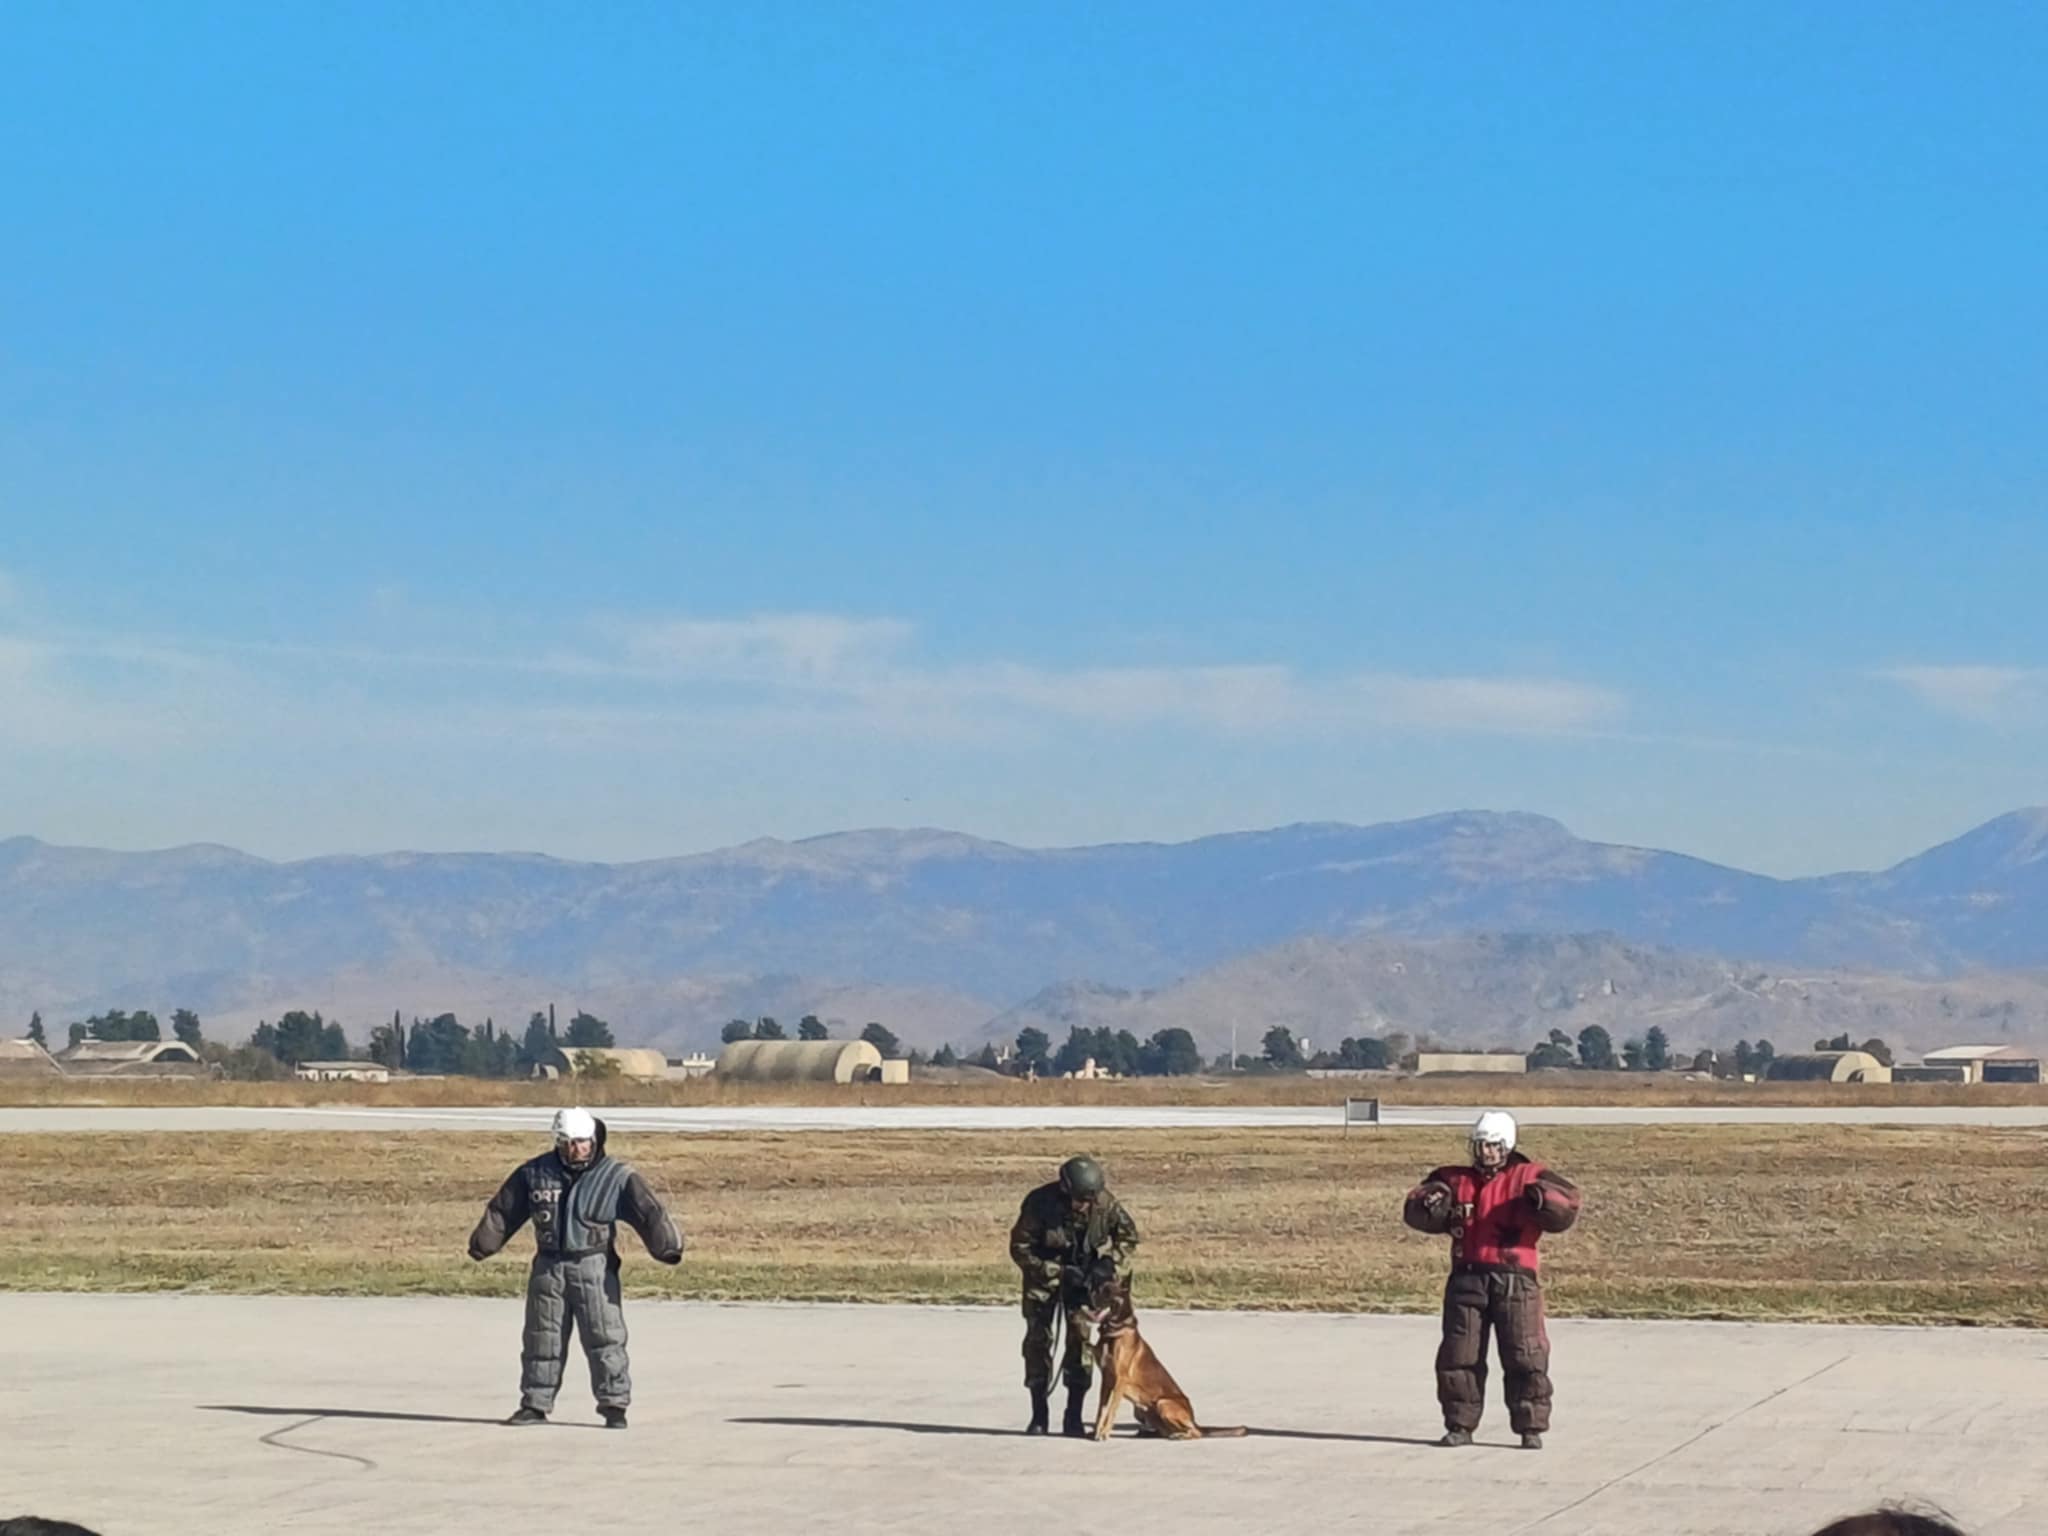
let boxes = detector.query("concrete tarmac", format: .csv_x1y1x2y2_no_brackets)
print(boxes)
7,1102,2048,1133
4,1294,2041,1536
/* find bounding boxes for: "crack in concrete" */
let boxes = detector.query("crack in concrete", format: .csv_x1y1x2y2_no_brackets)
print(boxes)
1507,1352,1852,1534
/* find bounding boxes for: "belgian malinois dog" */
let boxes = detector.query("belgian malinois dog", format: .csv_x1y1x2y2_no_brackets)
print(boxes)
1070,1261,1247,1441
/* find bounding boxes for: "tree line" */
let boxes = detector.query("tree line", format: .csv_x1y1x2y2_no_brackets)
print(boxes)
366,1008,617,1076
26,1005,339,1081
18,1003,625,1080
23,1005,1896,1082
904,1024,1208,1078
1003,1024,1206,1077
970,1022,1897,1079
1528,1026,1889,1076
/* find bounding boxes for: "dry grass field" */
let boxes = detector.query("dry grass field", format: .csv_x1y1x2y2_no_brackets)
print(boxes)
5,1124,2045,1325
8,1071,2048,1110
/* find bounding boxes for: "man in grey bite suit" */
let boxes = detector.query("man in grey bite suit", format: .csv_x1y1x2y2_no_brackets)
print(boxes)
468,1106,683,1428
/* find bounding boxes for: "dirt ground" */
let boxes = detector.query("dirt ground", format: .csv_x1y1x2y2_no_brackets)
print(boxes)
6,1123,2045,1324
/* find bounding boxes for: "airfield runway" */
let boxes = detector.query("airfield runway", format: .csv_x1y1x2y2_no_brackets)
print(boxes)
3,1295,2039,1536
6,1102,2048,1133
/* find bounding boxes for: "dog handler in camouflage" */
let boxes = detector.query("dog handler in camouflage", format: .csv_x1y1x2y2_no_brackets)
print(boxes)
1009,1154,1140,1436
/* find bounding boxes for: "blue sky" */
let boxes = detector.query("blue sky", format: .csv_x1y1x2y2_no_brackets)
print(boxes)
3,3,2044,874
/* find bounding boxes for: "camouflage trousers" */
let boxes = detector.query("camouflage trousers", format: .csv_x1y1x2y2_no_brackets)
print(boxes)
1436,1268,1552,1434
1020,1281,1092,1393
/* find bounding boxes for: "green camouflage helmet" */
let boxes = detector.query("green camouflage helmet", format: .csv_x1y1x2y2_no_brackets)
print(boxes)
1059,1155,1106,1198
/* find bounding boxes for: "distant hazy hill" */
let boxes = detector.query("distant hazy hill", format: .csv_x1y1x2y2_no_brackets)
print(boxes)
4,808,2048,1052
985,932,2048,1060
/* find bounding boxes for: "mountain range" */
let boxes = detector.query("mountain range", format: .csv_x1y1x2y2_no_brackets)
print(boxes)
4,808,2048,1057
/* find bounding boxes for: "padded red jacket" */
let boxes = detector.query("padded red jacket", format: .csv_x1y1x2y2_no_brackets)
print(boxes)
1403,1152,1581,1274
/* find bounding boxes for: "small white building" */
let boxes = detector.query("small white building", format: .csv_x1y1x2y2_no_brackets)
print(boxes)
294,1060,392,1083
1414,1052,1529,1076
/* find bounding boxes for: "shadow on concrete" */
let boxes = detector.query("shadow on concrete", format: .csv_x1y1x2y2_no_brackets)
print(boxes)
1239,1426,1444,1447
732,1415,1439,1446
201,1403,596,1430
732,1415,1021,1438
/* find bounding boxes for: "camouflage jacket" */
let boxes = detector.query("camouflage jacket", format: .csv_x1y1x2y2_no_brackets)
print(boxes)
1009,1181,1140,1299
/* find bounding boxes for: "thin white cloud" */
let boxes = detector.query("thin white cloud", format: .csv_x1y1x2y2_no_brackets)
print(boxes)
879,662,1620,735
0,611,1626,751
894,662,1305,731
1874,665,2041,722
1341,675,1623,734
600,617,1622,735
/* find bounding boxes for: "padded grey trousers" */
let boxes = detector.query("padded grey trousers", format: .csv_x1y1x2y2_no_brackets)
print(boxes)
520,1251,631,1412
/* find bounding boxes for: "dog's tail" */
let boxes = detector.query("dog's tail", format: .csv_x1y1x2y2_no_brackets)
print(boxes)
1194,1424,1249,1438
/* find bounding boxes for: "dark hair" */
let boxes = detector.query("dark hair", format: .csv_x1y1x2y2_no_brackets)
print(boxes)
0,1520,106,1536
1808,1510,1967,1536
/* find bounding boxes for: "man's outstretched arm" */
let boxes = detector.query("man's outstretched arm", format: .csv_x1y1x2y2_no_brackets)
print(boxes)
468,1172,530,1260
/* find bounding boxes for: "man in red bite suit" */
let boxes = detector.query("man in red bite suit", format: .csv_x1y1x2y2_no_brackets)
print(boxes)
1403,1111,1582,1450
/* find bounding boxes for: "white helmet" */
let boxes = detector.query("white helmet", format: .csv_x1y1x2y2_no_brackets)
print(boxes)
1470,1110,1517,1158
552,1107,596,1144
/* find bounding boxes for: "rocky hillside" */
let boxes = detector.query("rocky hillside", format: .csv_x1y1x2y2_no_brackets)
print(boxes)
5,809,2048,1052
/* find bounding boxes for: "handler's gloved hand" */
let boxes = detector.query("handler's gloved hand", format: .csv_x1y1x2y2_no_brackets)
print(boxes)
1525,1184,1546,1211
1044,1229,1072,1251
1418,1181,1453,1212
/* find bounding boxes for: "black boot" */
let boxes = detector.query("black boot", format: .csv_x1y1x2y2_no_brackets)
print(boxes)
503,1405,547,1426
1520,1431,1543,1450
1026,1389,1050,1435
1437,1427,1473,1447
600,1406,628,1430
1061,1387,1088,1438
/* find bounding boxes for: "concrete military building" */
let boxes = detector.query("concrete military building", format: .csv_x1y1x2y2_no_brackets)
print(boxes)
715,1038,907,1083
531,1045,672,1081
1762,1049,1892,1084
1902,1044,2044,1085
56,1039,208,1076
0,1038,62,1076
